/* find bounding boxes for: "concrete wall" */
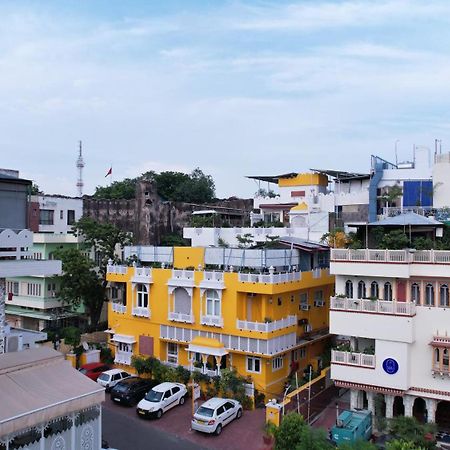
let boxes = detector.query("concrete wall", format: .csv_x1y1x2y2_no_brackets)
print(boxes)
0,177,30,230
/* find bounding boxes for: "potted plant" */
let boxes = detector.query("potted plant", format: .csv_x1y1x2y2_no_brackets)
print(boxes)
264,317,273,323
263,421,277,445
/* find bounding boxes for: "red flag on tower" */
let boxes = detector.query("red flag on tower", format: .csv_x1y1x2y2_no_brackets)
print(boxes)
105,167,112,177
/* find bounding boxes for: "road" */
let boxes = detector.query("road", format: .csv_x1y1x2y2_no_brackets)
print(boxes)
102,401,210,450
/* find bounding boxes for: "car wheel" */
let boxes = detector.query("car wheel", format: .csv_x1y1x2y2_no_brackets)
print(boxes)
236,409,243,419
156,409,163,419
215,424,222,435
179,395,185,405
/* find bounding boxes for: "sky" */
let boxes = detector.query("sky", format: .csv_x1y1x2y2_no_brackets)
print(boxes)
2,0,450,198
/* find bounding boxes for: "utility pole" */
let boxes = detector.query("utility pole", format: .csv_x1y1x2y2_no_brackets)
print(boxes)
307,365,312,423
76,140,85,197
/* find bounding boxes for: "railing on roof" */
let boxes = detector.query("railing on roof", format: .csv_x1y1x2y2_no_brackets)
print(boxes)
236,315,297,333
238,271,301,284
330,296,416,316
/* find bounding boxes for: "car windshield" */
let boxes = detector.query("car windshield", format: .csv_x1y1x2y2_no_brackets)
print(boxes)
78,368,88,375
145,390,163,402
196,406,215,417
98,373,109,382
113,383,129,392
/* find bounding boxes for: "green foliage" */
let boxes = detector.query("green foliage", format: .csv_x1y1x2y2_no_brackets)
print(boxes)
412,237,435,250
131,355,159,377
93,168,215,203
62,326,81,349
370,227,385,249
236,233,254,248
264,421,277,437
218,237,229,248
54,248,105,326
160,233,187,247
263,235,280,248
190,215,215,227
386,440,425,450
100,347,114,365
380,230,410,250
295,426,333,450
29,183,43,195
339,440,376,450
388,416,436,450
381,184,403,206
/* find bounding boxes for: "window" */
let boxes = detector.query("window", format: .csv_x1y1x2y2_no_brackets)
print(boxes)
444,349,449,368
206,289,221,317
411,283,420,304
272,356,284,371
39,209,54,225
370,282,379,299
217,406,226,415
163,391,171,400
27,283,41,296
6,281,19,295
67,210,75,225
299,348,306,359
137,284,148,308
384,282,392,301
440,284,449,307
224,402,234,410
47,283,56,292
247,356,261,373
172,386,180,394
345,280,353,298
425,283,434,306
435,348,440,364
118,342,131,353
357,281,366,299
167,343,178,364
300,293,308,304
60,210,63,220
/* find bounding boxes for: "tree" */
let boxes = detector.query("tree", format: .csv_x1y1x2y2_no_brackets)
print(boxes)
29,183,43,195
93,178,137,199
380,230,410,249
274,413,306,450
295,426,333,450
54,248,105,326
340,440,377,450
236,233,254,249
388,416,436,450
381,184,403,207
386,440,425,450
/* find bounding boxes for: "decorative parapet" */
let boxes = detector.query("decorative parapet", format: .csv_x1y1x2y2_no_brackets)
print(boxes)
330,296,416,316
236,315,297,333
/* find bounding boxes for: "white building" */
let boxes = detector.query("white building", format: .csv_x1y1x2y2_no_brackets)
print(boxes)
329,245,450,428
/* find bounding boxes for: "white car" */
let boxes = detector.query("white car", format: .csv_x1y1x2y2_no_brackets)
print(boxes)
191,397,242,435
97,369,133,392
136,382,187,419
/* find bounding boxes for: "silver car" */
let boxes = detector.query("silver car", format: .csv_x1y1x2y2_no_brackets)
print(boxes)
191,397,242,435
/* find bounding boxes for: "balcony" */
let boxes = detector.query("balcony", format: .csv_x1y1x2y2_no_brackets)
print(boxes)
203,271,224,282
168,311,194,323
111,303,126,314
331,350,375,369
132,267,153,284
114,350,132,365
330,297,416,316
200,315,224,327
238,271,301,284
131,307,150,318
331,248,408,263
107,265,128,275
236,315,297,333
172,269,195,280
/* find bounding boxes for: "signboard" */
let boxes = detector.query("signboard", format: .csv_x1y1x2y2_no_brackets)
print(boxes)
382,358,399,375
193,384,201,400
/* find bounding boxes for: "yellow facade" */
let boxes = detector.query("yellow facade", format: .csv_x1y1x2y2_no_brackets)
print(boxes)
107,247,334,398
278,173,328,188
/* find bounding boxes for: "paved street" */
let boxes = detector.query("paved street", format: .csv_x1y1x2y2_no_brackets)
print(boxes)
102,396,267,450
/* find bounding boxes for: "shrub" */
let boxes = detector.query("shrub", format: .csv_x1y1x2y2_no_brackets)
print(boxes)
100,347,114,364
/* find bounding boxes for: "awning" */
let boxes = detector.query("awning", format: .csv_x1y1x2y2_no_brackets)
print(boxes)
187,336,228,357
110,334,136,344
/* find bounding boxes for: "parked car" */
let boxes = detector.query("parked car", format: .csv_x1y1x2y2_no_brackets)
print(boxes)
110,377,158,406
97,369,133,392
191,397,242,435
78,363,111,381
136,382,187,419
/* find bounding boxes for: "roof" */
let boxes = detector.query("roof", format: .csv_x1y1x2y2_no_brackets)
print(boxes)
200,397,229,408
310,169,370,181
0,347,104,436
278,236,330,252
259,202,298,209
246,173,299,184
153,382,183,392
368,212,444,227
101,368,129,376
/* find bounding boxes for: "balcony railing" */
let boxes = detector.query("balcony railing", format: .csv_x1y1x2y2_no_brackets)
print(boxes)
331,350,375,368
107,265,128,274
238,271,301,284
200,315,224,327
132,307,150,318
203,271,224,282
114,350,132,365
135,267,152,278
111,303,126,314
168,311,194,323
172,269,195,280
331,248,450,264
432,364,450,376
236,315,297,333
330,297,416,316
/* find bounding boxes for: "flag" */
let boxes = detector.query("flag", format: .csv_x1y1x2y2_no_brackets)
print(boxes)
105,167,112,177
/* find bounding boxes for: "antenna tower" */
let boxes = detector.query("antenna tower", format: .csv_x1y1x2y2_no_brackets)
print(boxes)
76,140,85,196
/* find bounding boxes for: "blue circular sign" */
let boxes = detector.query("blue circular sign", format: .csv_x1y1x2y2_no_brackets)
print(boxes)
382,358,399,375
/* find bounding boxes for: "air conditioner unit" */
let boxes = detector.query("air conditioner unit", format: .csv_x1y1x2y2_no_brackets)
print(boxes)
301,305,311,311
6,335,22,353
314,300,325,307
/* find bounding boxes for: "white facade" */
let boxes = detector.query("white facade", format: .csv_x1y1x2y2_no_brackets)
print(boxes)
432,153,450,208
329,248,450,425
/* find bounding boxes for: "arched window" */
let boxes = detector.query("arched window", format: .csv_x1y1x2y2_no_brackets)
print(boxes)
206,289,221,317
435,348,440,364
174,287,191,315
444,349,449,368
357,281,366,299
425,283,434,306
137,284,148,308
384,282,392,301
345,280,353,299
411,283,420,304
440,284,449,307
370,282,379,299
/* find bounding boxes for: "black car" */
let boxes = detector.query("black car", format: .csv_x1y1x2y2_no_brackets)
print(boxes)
110,377,158,406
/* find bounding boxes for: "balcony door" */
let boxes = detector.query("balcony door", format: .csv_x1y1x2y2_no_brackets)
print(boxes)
246,295,253,321
397,280,406,302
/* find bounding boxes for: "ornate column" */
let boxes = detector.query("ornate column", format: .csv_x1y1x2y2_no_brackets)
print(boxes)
350,389,359,410
70,412,77,449
367,391,375,416
201,354,208,374
214,356,222,376
425,398,437,423
0,278,6,355
404,395,414,417
385,395,395,419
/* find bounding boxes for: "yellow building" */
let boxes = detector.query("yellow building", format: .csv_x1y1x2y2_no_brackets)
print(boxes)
106,245,334,398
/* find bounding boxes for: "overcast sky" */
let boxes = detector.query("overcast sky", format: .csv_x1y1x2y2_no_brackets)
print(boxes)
2,0,450,198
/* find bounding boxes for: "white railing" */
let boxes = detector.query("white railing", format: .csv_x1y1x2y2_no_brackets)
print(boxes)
331,350,375,368
168,311,194,323
330,297,416,316
236,315,297,333
111,303,126,314
135,267,152,278
312,268,321,278
332,248,450,264
203,271,224,282
114,350,132,365
200,315,224,327
132,307,150,318
107,265,128,274
238,271,301,284
172,269,195,280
